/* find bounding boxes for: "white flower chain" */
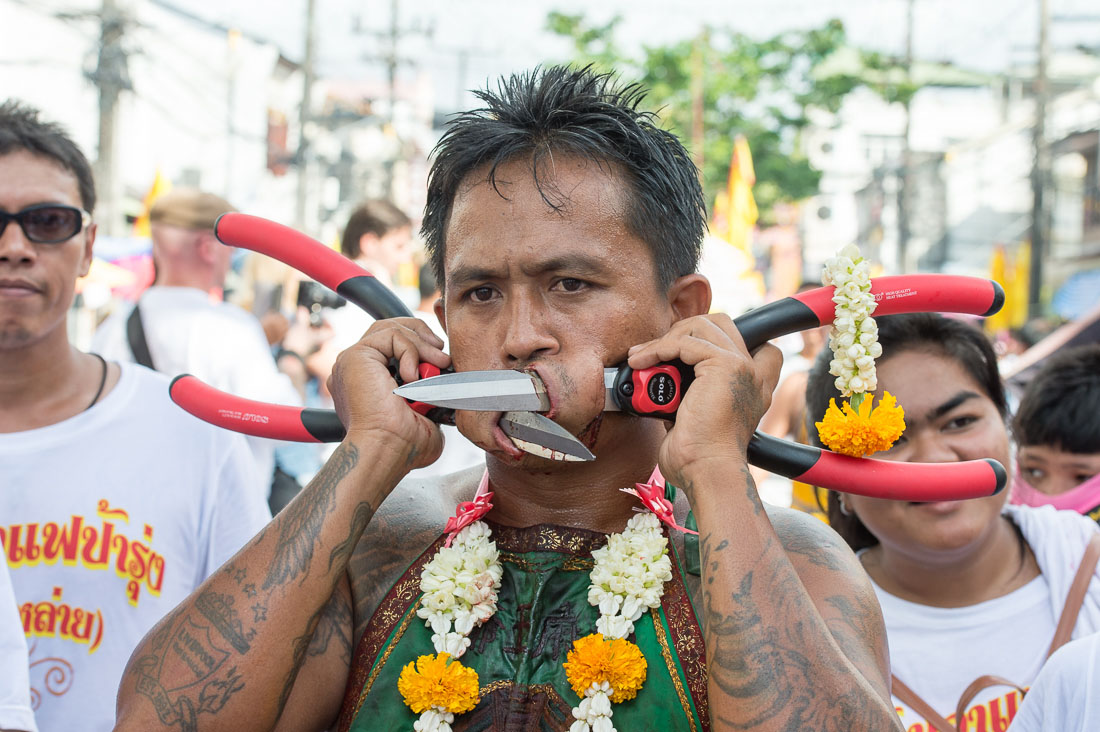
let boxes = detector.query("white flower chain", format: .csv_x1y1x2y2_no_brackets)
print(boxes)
571,511,672,732
417,511,671,732
416,521,503,659
587,511,672,641
570,681,614,732
822,243,881,396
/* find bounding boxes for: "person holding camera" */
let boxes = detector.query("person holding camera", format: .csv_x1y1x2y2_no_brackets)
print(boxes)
91,188,301,502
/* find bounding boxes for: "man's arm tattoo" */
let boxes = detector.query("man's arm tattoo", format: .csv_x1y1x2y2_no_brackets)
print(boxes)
263,442,359,590
700,533,892,731
129,590,252,730
306,590,354,665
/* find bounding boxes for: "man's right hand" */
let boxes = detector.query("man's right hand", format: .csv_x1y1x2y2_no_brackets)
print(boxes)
328,316,450,472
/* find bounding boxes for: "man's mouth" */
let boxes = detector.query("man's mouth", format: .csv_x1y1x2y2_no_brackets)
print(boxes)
522,366,556,418
0,278,40,296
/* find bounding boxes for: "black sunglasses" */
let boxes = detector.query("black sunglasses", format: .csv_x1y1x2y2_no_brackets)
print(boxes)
0,204,92,244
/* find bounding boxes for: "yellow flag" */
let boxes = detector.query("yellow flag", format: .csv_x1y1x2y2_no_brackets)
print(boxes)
132,170,172,238
1009,242,1030,328
987,244,1008,332
717,135,758,253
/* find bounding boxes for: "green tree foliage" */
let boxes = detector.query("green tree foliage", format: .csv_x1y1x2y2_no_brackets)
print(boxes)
545,12,871,222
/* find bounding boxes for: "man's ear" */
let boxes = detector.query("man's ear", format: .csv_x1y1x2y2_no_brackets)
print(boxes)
196,231,220,264
77,222,97,278
433,297,447,335
665,273,711,322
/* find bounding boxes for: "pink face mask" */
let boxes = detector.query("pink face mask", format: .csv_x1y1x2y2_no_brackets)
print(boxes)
1011,469,1100,515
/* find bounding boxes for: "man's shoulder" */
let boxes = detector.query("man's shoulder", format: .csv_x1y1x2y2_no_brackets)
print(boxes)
765,503,861,572
346,465,484,642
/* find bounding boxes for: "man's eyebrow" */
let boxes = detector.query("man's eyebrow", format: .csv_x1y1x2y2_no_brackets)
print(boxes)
448,254,611,287
448,265,504,287
519,254,610,278
925,390,982,422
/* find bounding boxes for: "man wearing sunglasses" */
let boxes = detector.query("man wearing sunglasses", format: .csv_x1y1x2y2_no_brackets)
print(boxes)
0,101,270,732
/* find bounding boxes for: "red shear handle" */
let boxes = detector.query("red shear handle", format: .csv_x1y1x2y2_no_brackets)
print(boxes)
734,275,1003,350
169,375,345,442
795,274,1003,323
611,360,695,418
748,432,1007,499
405,363,445,418
801,453,1006,501
214,213,411,320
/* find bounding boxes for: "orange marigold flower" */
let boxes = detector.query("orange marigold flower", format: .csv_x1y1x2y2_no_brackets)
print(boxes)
397,652,480,714
816,392,906,458
563,633,648,703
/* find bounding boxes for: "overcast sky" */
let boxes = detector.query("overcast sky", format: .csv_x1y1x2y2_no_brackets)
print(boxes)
167,0,1100,110
17,0,1097,117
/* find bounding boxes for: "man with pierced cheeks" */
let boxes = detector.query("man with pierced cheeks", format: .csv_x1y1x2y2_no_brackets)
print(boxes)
116,67,903,732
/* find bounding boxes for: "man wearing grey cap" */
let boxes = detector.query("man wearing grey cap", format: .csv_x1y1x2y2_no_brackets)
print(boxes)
92,188,301,499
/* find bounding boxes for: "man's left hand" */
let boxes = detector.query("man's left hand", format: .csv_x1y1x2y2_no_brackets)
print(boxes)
625,313,782,491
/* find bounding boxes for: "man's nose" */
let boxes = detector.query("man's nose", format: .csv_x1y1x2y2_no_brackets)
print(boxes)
0,220,37,263
500,295,558,365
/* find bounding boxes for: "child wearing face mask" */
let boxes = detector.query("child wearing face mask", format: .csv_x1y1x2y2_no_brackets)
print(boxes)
1011,344,1100,522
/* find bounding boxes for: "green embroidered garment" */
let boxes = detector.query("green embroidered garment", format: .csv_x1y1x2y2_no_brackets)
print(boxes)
335,521,710,732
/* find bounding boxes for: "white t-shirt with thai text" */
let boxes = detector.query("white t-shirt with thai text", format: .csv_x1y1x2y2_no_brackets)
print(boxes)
874,505,1100,732
0,363,270,731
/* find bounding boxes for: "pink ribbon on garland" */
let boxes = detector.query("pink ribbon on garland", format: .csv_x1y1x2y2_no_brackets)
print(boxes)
621,466,698,535
443,466,696,543
443,469,494,547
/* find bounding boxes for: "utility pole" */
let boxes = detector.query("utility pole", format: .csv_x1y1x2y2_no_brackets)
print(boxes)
1028,0,1050,318
896,0,915,272
690,29,706,184
357,1,431,195
91,0,129,236
225,28,240,202
386,0,398,126
294,0,317,232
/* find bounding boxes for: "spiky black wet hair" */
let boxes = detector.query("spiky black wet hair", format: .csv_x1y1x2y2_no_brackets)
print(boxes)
421,65,706,291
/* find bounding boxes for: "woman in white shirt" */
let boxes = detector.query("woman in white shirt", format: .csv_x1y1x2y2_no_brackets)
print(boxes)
804,313,1100,732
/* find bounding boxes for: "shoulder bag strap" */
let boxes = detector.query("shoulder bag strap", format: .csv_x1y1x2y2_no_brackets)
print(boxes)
953,675,1028,731
1046,531,1100,657
892,674,956,732
125,302,156,370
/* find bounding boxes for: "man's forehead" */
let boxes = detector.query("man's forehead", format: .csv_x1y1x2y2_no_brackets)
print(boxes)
452,155,628,215
0,150,82,204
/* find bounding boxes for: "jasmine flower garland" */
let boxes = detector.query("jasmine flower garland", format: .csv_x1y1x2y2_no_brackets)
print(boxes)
816,244,906,457
822,243,881,397
399,521,502,732
568,510,671,731
400,487,675,732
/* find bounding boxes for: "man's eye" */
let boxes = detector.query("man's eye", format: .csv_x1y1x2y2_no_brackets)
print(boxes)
1024,467,1046,481
554,278,586,292
1076,472,1097,485
469,286,495,303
